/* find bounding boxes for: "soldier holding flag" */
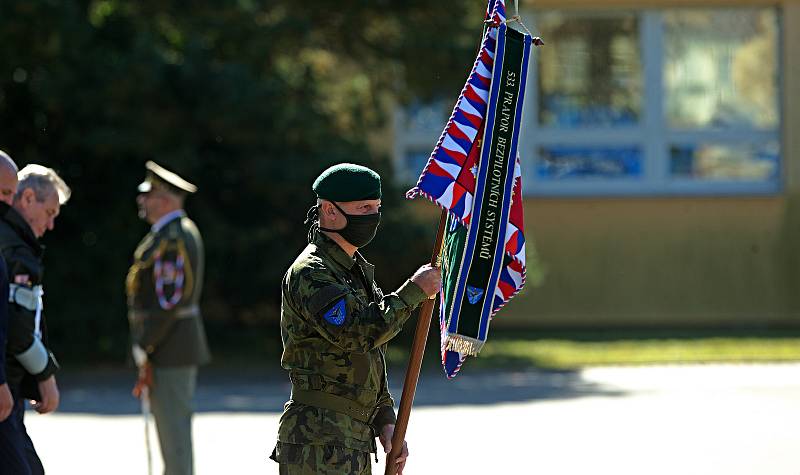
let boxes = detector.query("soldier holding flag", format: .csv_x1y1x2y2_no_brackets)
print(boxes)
270,163,441,475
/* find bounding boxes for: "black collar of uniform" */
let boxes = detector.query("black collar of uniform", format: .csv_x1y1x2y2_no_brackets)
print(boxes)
314,232,373,272
0,203,42,255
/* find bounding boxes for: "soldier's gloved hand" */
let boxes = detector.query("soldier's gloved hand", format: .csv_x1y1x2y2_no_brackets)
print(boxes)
409,264,442,298
131,344,148,367
132,362,153,400
379,424,408,475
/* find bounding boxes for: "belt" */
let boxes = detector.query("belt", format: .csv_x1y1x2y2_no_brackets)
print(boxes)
9,284,42,312
129,304,199,320
176,304,200,318
290,388,375,424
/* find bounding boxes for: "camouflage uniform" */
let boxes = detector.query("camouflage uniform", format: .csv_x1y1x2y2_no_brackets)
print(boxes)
272,232,428,474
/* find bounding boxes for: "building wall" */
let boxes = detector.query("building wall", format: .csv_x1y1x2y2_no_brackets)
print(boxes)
493,197,797,328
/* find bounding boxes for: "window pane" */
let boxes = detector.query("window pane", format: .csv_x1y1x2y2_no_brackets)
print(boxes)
403,149,431,183
664,9,779,129
670,143,779,180
537,12,642,127
404,100,449,134
538,146,643,179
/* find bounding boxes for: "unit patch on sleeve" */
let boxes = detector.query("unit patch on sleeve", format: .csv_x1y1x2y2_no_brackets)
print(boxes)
322,298,347,326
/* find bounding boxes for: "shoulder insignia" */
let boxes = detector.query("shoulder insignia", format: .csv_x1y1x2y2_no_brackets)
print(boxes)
306,284,349,316
323,298,347,326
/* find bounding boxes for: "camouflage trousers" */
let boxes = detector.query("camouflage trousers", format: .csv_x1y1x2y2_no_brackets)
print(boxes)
271,442,372,475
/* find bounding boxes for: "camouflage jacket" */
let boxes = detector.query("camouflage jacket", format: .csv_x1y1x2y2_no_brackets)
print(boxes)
126,212,210,367
278,232,428,453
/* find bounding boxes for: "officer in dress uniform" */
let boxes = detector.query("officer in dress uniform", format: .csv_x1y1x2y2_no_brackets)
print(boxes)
0,162,70,475
270,163,441,475
127,161,211,475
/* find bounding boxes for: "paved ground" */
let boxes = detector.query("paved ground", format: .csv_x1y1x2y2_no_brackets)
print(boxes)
24,363,800,474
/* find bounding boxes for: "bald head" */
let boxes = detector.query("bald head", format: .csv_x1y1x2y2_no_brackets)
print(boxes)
0,150,18,206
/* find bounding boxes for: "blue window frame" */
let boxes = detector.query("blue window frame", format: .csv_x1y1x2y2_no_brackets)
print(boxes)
538,146,643,179
394,7,782,197
526,7,781,196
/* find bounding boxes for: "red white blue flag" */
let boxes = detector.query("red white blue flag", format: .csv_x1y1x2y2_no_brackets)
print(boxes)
407,0,538,378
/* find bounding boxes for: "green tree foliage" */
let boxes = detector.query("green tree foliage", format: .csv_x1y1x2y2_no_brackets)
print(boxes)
0,1,484,361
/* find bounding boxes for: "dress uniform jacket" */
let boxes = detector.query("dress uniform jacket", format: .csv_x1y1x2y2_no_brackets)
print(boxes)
126,212,210,367
0,202,57,396
273,232,428,469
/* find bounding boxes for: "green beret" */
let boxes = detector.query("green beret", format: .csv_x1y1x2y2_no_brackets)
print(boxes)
312,163,382,201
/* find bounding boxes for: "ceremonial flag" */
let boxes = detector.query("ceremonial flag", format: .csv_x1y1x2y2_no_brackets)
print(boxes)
406,0,537,378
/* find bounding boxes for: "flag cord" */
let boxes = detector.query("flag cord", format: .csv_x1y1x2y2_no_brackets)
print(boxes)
506,0,534,38
482,1,534,37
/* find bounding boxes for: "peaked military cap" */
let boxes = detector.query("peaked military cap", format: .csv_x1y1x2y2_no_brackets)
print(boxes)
312,163,381,202
138,161,198,195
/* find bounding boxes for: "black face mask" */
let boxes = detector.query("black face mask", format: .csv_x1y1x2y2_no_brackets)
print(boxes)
319,202,381,248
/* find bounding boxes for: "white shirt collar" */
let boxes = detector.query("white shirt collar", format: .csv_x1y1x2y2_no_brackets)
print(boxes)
151,209,186,233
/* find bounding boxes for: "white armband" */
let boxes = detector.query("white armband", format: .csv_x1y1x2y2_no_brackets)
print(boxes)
16,337,48,374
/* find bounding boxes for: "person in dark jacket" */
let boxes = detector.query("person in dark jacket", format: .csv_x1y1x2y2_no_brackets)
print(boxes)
127,161,211,475
0,150,17,424
0,159,71,475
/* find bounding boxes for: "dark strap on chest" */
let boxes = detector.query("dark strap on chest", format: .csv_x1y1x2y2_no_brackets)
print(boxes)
352,263,377,304
290,387,374,424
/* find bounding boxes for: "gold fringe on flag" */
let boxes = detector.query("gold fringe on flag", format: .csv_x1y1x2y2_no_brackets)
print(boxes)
444,334,484,357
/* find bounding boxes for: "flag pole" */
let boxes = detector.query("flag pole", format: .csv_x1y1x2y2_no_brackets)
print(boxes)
385,209,448,475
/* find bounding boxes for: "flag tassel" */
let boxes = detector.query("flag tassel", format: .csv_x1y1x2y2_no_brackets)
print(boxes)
444,334,483,357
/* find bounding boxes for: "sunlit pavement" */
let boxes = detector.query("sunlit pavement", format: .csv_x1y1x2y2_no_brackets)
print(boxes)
25,363,800,474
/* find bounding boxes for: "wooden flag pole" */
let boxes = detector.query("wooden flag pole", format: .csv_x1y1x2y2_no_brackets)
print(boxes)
385,209,448,475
